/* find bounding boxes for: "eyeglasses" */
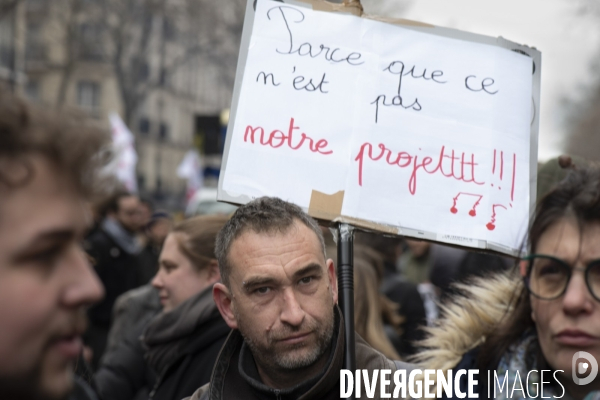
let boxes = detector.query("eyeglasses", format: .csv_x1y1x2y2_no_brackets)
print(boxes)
522,254,600,302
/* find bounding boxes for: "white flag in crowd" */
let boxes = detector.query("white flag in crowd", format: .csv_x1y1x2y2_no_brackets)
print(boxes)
105,113,138,193
177,150,204,204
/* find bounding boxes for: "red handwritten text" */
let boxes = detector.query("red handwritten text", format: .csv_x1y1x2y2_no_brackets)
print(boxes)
244,118,333,155
355,142,485,195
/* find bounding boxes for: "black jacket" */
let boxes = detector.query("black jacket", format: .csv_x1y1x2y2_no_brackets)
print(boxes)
95,287,230,400
380,262,427,357
84,224,144,369
85,227,143,328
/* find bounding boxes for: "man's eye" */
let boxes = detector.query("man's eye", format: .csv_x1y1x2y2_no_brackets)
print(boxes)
255,287,271,295
299,276,313,285
32,247,62,266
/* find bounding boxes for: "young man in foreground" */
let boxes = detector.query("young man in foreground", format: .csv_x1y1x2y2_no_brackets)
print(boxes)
0,91,108,400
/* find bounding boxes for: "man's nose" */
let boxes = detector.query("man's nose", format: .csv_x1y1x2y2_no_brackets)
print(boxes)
563,270,593,315
280,288,305,327
63,245,104,307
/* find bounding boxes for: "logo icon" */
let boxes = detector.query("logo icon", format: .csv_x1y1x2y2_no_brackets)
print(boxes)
572,351,598,385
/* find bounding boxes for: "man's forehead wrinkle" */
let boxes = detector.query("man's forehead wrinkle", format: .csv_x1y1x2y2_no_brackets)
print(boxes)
229,227,324,284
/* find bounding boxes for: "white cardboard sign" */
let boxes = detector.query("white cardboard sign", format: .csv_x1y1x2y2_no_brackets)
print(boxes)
219,0,541,256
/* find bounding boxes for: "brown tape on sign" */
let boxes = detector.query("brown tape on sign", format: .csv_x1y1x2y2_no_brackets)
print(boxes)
308,190,344,221
301,0,363,16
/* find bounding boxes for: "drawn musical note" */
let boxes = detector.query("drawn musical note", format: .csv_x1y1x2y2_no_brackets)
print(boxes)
450,192,483,217
486,204,507,231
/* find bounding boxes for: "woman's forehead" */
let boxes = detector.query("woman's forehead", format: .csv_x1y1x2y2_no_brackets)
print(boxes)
537,218,600,261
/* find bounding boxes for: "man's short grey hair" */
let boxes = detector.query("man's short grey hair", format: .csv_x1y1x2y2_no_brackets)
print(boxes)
215,197,326,288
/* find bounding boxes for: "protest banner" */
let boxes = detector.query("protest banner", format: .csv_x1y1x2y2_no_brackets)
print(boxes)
218,0,541,257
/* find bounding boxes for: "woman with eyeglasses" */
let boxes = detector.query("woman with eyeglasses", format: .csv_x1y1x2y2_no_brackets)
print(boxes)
415,166,600,400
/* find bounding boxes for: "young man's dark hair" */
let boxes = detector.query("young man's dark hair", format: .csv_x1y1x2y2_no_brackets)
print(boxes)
0,89,108,400
0,89,109,196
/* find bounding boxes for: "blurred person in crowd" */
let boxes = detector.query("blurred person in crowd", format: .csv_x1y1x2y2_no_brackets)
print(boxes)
399,239,432,285
96,215,230,400
398,239,442,322
426,244,510,304
138,197,154,229
400,238,509,321
187,197,414,400
354,231,427,357
0,90,107,400
416,166,600,399
84,191,145,369
102,211,171,356
138,210,172,284
353,249,403,360
103,283,161,357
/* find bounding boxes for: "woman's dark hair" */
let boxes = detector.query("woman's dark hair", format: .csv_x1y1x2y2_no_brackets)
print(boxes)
478,165,600,370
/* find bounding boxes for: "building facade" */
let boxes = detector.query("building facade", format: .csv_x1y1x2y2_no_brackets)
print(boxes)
15,0,243,209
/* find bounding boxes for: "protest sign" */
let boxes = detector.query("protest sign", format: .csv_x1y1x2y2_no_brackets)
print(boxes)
218,0,541,256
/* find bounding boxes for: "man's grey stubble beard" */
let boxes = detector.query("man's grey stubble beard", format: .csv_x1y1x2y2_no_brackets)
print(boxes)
236,305,335,371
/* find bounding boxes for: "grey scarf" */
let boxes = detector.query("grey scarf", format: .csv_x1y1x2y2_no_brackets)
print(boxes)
143,286,220,374
102,217,141,255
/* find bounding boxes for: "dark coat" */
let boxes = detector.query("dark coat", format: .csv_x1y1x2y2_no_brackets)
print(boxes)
186,307,415,400
104,284,161,356
95,317,155,400
85,227,143,328
84,226,144,369
95,287,230,400
381,262,427,357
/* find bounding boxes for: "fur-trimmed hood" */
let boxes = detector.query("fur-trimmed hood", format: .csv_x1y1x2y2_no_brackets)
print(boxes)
412,268,523,374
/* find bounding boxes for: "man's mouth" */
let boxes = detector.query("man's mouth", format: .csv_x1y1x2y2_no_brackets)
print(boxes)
278,332,312,345
51,334,84,359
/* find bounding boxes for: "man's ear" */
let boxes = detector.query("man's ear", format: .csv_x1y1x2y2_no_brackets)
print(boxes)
326,259,338,305
213,283,238,329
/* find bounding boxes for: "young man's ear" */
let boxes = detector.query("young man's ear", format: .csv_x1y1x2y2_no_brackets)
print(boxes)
326,259,338,305
213,283,238,329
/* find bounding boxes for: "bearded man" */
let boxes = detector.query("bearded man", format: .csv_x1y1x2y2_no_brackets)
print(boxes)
0,90,107,400
187,197,413,400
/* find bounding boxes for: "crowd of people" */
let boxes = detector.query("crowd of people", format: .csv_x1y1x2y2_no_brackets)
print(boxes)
1,89,599,400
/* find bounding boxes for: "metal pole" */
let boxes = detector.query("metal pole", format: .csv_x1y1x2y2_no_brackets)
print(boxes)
336,223,355,378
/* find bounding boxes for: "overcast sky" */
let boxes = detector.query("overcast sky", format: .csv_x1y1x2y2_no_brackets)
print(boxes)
361,0,600,161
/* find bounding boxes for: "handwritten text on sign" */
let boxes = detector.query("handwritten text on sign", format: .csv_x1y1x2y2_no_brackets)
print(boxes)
221,0,536,253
